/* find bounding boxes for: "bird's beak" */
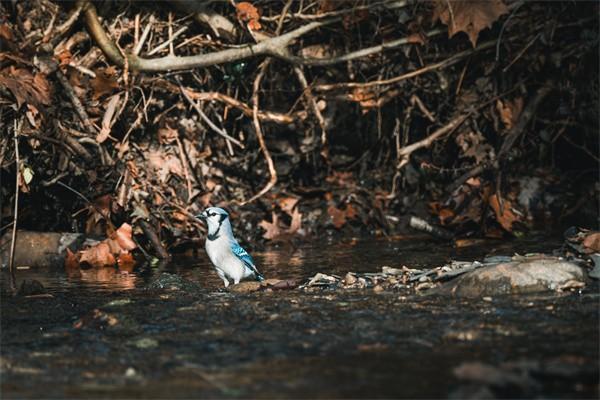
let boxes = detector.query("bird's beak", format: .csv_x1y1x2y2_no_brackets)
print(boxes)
196,213,207,221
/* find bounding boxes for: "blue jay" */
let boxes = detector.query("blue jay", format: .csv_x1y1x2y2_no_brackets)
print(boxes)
197,207,264,287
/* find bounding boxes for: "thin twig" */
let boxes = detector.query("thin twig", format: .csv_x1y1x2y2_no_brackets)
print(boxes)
294,65,328,147
133,15,154,56
176,136,193,202
241,60,278,205
9,118,23,292
147,26,187,56
179,85,244,148
55,70,97,134
315,40,496,92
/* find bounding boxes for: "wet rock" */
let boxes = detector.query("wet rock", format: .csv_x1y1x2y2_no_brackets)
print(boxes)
0,231,85,269
147,273,202,291
230,279,298,293
230,281,262,293
129,337,159,349
265,279,298,290
17,279,45,296
103,299,132,307
588,254,600,280
343,272,357,285
439,256,586,297
373,284,384,293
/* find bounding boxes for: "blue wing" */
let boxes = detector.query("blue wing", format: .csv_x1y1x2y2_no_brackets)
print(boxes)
231,242,254,266
230,241,264,281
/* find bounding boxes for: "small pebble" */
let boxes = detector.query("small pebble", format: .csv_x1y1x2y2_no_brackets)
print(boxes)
344,272,357,285
373,285,384,293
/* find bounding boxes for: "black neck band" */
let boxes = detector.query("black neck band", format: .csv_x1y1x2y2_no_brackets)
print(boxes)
207,214,227,241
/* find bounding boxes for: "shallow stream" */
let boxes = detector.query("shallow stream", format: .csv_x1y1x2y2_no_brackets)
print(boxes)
1,236,598,398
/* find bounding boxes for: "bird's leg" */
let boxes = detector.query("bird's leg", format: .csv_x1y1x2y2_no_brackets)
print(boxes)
216,270,229,287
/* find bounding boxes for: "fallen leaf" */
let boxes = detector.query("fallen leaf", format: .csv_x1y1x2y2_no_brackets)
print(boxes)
434,0,509,47
328,205,347,229
236,2,261,31
407,32,426,45
111,223,137,251
91,67,119,100
289,208,302,234
77,223,137,268
79,242,116,267
157,124,178,144
117,253,136,272
278,196,299,216
582,232,600,253
56,49,72,70
0,23,14,42
259,212,281,240
496,97,524,130
489,194,520,232
64,248,80,270
0,67,52,109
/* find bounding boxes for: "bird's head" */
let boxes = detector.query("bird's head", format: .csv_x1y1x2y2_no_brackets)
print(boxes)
197,207,231,238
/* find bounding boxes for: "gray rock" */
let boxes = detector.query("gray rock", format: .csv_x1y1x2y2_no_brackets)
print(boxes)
437,256,586,297
147,273,202,291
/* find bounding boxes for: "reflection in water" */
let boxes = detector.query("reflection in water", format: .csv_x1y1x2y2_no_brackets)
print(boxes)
3,235,562,292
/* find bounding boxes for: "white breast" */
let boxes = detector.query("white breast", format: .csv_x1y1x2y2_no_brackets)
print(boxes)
205,236,247,283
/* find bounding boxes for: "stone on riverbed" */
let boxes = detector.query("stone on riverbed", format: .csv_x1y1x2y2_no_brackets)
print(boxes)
147,273,202,291
438,256,586,297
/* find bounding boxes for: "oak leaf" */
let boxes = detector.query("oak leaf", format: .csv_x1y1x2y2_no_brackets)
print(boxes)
434,0,508,47
259,212,280,240
278,196,299,216
0,67,52,109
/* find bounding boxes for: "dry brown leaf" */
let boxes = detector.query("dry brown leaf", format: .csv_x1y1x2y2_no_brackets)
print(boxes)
91,67,119,100
117,253,136,273
318,0,338,13
146,150,184,182
434,0,509,47
406,32,426,45
236,2,262,31
0,23,14,42
56,49,72,70
0,67,52,109
259,212,280,240
158,124,178,144
278,197,299,216
289,208,302,234
79,242,116,267
328,205,347,229
496,97,523,130
64,248,80,270
326,171,356,187
77,223,136,268
489,194,520,232
111,223,137,251
345,203,358,219
582,232,600,253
